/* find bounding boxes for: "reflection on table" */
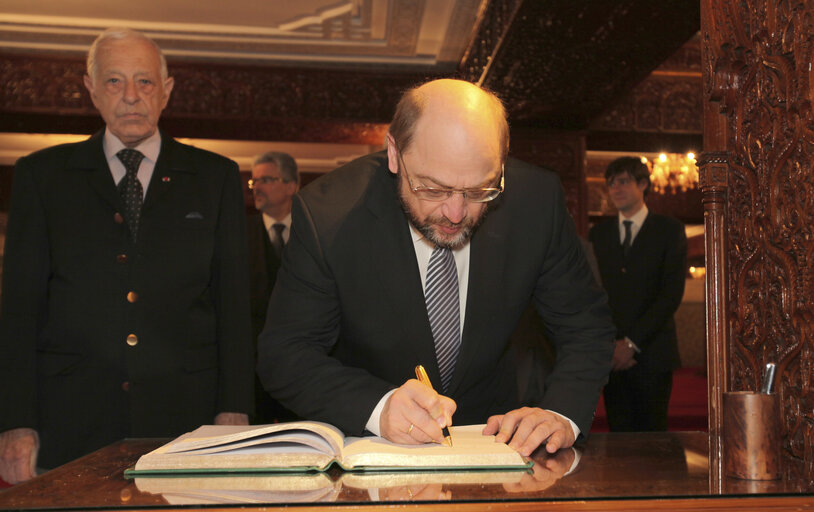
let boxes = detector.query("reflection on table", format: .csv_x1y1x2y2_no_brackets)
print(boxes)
132,447,577,505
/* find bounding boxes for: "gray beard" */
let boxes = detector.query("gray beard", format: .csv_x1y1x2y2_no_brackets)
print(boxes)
395,177,488,250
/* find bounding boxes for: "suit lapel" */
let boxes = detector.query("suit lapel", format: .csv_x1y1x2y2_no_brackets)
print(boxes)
68,132,121,212
629,212,654,255
142,133,195,213
448,204,507,394
364,166,439,383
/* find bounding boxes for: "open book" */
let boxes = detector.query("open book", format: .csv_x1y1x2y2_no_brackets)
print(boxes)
126,422,531,475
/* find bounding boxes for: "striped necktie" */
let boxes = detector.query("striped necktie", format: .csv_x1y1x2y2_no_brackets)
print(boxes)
424,246,461,392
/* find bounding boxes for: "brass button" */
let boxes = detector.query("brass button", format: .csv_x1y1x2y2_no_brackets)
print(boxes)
116,254,128,263
126,334,138,346
127,291,138,303
121,381,130,392
114,212,124,224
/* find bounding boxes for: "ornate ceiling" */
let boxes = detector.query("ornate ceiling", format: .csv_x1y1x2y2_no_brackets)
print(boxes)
0,0,701,168
0,0,480,68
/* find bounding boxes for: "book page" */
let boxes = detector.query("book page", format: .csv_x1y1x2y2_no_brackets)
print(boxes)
133,422,346,472
340,424,529,470
164,422,345,457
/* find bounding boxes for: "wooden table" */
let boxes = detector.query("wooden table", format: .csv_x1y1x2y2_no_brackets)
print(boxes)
1,432,812,511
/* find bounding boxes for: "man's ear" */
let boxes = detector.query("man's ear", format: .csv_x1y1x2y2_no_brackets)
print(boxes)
83,75,99,109
161,76,175,109
386,133,399,175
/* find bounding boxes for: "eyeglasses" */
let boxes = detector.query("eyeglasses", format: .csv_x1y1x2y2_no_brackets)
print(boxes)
397,151,504,203
248,176,286,189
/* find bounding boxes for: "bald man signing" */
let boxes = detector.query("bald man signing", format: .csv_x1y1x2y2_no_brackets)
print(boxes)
257,79,614,456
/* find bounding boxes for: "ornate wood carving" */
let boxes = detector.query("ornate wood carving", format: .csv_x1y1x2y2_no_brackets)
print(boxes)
475,0,700,128
591,76,702,134
458,0,523,83
0,53,424,143
509,128,587,234
702,0,814,471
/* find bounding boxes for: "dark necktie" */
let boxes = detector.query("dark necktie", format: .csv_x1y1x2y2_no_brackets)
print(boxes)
116,149,145,242
622,220,633,256
271,223,286,257
424,246,461,392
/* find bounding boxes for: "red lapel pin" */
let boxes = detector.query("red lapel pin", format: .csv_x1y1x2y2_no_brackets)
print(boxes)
162,176,171,182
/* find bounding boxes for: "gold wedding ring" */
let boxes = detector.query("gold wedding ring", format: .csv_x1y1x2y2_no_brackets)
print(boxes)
407,423,414,435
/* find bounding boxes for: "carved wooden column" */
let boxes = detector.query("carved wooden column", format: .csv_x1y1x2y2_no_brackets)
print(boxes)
702,0,814,487
697,148,729,489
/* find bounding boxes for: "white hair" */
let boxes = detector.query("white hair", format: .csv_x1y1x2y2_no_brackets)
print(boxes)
86,28,168,81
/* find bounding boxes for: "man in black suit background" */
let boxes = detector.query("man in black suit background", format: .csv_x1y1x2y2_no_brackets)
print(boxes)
258,79,615,457
0,28,253,483
589,157,687,431
246,151,299,423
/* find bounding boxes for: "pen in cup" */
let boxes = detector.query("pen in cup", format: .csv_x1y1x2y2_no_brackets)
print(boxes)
414,365,453,447
760,362,776,394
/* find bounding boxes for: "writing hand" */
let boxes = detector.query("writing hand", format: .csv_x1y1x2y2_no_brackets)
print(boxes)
483,407,575,456
380,379,456,445
0,428,39,484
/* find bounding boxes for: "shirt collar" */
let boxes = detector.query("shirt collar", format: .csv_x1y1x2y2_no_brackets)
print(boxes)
262,212,292,232
618,204,649,228
103,128,161,164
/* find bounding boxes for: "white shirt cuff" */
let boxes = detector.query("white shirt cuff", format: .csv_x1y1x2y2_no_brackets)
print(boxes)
546,409,581,442
365,390,396,436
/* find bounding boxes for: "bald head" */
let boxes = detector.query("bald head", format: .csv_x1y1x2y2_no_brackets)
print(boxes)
388,79,509,162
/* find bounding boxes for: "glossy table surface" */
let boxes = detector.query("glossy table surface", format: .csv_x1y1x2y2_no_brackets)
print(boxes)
1,432,813,511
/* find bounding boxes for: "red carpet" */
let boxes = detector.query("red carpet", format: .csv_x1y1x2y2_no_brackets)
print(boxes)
591,367,708,432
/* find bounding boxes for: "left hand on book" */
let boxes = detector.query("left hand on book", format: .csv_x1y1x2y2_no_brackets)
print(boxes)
483,407,576,456
214,412,249,425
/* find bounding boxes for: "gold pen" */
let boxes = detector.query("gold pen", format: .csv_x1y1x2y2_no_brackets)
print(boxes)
415,365,453,447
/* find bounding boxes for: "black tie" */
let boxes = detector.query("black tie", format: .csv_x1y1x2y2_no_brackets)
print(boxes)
622,220,633,256
271,223,286,257
116,149,145,242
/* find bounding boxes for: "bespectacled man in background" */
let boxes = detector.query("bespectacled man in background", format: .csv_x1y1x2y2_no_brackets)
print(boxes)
246,151,299,424
589,156,687,431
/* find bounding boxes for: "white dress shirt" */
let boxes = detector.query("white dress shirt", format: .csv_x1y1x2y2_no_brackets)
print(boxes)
103,129,161,199
262,212,293,245
618,204,649,245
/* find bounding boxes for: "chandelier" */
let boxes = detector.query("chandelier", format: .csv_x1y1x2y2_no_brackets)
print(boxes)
642,153,699,194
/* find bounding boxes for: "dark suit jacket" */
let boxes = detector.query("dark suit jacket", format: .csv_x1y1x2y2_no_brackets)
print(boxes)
246,214,280,343
257,152,615,437
0,131,254,468
246,213,297,423
589,212,687,372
